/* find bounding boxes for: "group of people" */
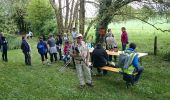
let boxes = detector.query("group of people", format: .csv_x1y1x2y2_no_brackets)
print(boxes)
92,27,143,87
0,26,143,89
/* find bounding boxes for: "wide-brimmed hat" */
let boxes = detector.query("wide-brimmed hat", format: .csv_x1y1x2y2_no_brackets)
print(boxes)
76,33,83,38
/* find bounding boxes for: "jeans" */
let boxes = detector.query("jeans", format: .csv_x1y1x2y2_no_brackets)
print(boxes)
63,54,70,64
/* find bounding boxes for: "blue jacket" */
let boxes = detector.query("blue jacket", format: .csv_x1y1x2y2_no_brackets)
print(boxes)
127,48,139,70
37,40,48,54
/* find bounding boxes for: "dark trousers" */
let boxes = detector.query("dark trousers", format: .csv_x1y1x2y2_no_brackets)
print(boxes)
123,67,144,84
134,67,144,82
50,53,57,62
122,43,126,51
57,47,62,60
108,55,117,62
2,50,8,62
40,53,48,61
24,52,31,65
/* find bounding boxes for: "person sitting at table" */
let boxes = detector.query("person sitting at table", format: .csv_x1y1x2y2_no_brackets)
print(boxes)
121,43,144,87
92,43,109,75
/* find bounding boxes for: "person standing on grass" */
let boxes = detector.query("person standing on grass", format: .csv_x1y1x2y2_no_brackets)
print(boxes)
47,34,57,63
121,27,128,51
106,29,118,62
37,36,49,65
56,34,63,60
71,28,78,68
21,36,31,65
0,32,3,57
71,33,93,89
1,34,8,62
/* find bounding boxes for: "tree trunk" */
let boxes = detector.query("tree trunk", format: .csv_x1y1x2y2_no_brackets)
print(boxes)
64,0,69,33
68,0,75,33
58,0,64,34
95,0,113,44
79,0,85,35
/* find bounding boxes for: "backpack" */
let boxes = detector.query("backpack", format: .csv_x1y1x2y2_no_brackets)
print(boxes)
117,50,136,70
37,42,46,54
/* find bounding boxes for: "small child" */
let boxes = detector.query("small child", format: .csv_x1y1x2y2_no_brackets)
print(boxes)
63,41,71,64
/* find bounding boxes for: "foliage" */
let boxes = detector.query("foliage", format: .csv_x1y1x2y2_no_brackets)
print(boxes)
4,34,21,50
25,0,56,36
42,19,57,35
0,2,17,34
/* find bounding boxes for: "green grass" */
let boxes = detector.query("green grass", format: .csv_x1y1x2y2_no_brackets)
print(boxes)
0,20,170,99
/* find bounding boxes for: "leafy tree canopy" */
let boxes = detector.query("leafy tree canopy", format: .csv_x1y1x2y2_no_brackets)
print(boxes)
25,0,56,35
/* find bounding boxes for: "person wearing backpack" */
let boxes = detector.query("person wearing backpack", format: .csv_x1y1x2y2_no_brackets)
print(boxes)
120,43,144,86
37,37,48,64
21,36,31,65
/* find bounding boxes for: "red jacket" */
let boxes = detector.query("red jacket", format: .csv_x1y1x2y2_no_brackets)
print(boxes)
64,44,70,55
121,31,128,44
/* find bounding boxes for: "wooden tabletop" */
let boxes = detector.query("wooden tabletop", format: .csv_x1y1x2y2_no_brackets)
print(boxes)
89,48,148,58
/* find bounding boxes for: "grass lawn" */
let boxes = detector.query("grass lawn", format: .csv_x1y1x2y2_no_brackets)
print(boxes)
0,21,170,99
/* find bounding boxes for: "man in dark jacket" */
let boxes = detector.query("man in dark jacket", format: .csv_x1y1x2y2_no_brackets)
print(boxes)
56,34,62,60
21,36,31,65
92,43,108,75
1,36,8,62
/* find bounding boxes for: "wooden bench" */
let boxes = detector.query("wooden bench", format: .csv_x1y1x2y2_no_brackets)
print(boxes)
100,66,121,73
100,66,138,75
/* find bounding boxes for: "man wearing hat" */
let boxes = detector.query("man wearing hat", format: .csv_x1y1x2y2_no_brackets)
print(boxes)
71,33,93,88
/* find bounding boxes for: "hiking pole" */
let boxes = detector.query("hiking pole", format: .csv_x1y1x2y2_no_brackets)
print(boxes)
59,58,72,72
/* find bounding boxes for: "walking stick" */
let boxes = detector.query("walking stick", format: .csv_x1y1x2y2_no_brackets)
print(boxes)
59,58,72,72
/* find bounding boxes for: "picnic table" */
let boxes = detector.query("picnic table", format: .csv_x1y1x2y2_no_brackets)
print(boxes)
89,48,148,58
89,48,148,73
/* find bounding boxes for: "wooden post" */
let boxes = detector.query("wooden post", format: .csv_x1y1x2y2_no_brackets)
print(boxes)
154,36,157,55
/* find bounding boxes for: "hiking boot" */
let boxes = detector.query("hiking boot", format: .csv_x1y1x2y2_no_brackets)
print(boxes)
86,83,94,87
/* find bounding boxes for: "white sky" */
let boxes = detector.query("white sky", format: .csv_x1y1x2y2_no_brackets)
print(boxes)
54,0,145,18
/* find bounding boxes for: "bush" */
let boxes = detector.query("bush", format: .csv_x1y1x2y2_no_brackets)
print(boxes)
4,34,21,50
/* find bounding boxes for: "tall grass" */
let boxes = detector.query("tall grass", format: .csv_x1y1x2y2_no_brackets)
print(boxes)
4,34,21,50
